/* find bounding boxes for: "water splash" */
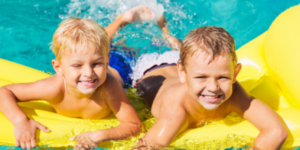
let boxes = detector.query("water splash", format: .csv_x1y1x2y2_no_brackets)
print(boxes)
59,0,190,57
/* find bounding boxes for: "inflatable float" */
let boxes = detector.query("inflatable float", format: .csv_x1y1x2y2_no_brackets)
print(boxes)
1,4,300,149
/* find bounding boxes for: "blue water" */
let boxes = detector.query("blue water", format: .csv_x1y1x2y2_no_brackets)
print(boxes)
1,0,300,149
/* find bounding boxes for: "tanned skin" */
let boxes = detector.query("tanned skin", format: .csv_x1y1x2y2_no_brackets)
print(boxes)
133,53,288,149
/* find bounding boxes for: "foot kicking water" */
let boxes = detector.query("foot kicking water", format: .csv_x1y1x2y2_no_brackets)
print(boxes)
123,5,158,22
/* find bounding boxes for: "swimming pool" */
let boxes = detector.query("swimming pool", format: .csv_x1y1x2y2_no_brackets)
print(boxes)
1,0,299,75
1,0,300,149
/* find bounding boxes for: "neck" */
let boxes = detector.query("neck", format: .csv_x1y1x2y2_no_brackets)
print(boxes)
63,81,94,99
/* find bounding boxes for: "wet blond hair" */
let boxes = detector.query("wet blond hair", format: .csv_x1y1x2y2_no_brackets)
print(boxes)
51,18,109,61
180,26,236,69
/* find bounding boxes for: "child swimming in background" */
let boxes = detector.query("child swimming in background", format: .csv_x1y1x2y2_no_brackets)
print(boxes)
0,4,181,150
101,4,181,87
132,27,288,149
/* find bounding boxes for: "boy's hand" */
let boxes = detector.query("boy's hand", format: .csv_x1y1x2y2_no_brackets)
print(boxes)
70,132,99,150
132,136,158,150
14,119,50,149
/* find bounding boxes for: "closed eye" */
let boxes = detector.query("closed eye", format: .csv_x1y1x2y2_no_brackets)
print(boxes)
195,76,207,79
93,62,104,66
72,64,81,68
219,76,230,79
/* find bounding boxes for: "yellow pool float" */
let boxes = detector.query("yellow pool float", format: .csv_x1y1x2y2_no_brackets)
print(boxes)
1,4,300,149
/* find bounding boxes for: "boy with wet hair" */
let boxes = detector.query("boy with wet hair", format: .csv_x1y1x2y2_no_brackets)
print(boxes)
0,18,142,150
132,26,288,149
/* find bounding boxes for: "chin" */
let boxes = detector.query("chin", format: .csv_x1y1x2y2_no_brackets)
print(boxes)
199,99,222,110
78,88,97,95
202,104,220,110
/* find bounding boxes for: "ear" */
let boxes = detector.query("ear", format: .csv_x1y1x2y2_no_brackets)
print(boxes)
233,63,242,83
177,63,187,83
52,59,63,76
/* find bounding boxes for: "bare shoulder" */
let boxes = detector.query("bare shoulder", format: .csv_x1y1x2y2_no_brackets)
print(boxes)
157,82,187,114
4,74,64,102
99,73,122,93
44,75,65,101
97,73,125,101
228,82,253,115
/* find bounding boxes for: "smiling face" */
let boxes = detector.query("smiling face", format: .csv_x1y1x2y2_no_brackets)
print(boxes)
178,52,241,110
53,48,108,96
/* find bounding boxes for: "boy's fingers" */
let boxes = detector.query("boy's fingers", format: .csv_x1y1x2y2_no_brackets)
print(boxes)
15,140,20,147
26,142,32,150
36,123,50,132
31,139,36,149
69,135,77,141
20,141,26,149
76,143,83,149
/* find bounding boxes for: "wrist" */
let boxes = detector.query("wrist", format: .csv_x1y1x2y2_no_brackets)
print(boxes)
12,115,28,125
91,130,104,143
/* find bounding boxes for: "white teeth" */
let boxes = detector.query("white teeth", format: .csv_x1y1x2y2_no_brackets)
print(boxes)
204,95,217,99
81,81,92,84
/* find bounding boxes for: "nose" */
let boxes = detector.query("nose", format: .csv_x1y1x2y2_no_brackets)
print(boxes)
207,79,219,92
82,65,94,77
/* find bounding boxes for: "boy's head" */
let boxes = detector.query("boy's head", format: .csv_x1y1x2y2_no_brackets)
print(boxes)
52,18,109,61
179,26,236,69
51,18,109,95
178,26,241,110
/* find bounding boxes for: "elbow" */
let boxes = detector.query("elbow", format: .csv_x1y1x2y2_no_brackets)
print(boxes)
132,122,142,135
275,126,288,143
0,86,10,100
0,86,6,94
0,86,12,96
267,125,288,145
127,121,142,136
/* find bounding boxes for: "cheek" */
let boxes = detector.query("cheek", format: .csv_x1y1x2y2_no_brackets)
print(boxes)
188,79,203,94
219,81,233,95
62,67,80,78
94,66,107,78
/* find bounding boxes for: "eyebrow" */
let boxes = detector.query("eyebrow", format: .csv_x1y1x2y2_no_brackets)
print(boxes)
192,71,232,76
70,56,105,62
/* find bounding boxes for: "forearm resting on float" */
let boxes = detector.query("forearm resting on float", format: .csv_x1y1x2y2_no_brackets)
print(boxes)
0,86,28,125
242,99,288,149
92,121,141,142
134,110,188,148
251,126,287,149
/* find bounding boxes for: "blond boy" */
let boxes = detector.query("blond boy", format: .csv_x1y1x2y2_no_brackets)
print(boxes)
0,18,141,150
133,27,287,149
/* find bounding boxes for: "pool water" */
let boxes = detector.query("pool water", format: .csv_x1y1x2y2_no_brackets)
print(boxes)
1,0,300,149
1,0,299,75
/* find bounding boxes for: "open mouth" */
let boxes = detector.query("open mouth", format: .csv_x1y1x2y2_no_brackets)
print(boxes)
78,79,97,87
201,94,222,103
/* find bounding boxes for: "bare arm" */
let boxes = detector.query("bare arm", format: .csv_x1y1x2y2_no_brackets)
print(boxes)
105,14,127,43
93,75,141,141
134,93,189,149
73,74,141,149
0,75,62,149
157,15,181,50
233,83,288,149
